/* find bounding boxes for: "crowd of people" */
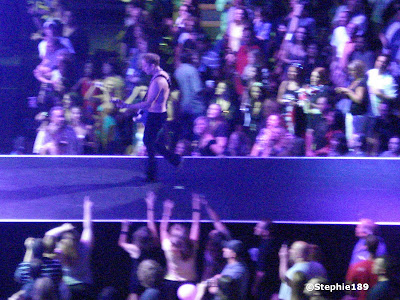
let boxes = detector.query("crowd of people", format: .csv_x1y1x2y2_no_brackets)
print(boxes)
8,193,400,300
21,0,400,157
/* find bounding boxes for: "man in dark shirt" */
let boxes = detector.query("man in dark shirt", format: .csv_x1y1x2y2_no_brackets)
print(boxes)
251,220,280,300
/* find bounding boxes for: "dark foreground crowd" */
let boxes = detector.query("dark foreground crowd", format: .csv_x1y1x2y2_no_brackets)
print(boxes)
17,0,400,157
8,193,400,300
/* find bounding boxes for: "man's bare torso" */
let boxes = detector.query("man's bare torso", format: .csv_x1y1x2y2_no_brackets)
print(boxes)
148,70,170,113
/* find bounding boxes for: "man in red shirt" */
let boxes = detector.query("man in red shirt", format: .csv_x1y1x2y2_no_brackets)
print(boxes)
346,234,379,300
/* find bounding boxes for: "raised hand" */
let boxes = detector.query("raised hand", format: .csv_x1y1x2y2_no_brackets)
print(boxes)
163,199,174,211
192,193,202,210
121,220,131,232
145,191,156,209
279,244,289,261
83,196,93,211
61,223,76,231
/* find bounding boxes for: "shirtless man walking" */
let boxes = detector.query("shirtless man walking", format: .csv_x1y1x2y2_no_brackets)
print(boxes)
125,53,180,181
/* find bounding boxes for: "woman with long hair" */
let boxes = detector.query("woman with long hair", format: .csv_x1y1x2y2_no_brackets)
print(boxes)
301,67,333,130
160,194,201,300
278,26,308,76
45,196,93,300
335,59,369,141
250,114,287,157
118,191,164,300
277,64,304,136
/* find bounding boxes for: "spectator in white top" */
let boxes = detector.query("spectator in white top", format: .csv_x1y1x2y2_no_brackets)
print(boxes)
330,10,351,60
366,54,398,118
332,0,368,35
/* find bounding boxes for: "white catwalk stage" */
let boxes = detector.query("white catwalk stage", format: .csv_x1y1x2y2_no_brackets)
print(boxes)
1,155,400,223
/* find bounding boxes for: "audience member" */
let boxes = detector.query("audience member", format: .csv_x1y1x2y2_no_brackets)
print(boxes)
137,259,166,300
370,101,400,155
366,54,398,120
198,239,249,300
250,114,289,157
346,234,380,299
192,116,225,156
333,0,368,36
302,67,333,131
160,195,201,300
290,270,308,300
251,220,280,300
206,103,229,152
243,82,267,137
45,196,94,299
62,8,89,67
348,36,376,71
14,238,64,299
279,26,309,73
175,139,193,156
380,135,400,156
368,255,400,299
201,197,231,281
347,133,368,156
335,60,369,141
277,64,304,136
350,219,387,265
278,241,327,300
38,106,81,155
226,6,249,53
223,131,251,156
118,191,165,300
211,81,239,128
175,51,205,140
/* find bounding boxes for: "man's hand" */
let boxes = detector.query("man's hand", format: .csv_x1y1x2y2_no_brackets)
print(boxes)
279,244,289,261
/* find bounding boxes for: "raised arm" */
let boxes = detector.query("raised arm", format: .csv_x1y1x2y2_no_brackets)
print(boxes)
80,196,93,247
160,199,174,242
22,238,35,262
145,191,158,239
202,198,229,236
279,244,289,281
190,193,201,242
118,220,140,258
118,220,131,248
45,223,76,238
